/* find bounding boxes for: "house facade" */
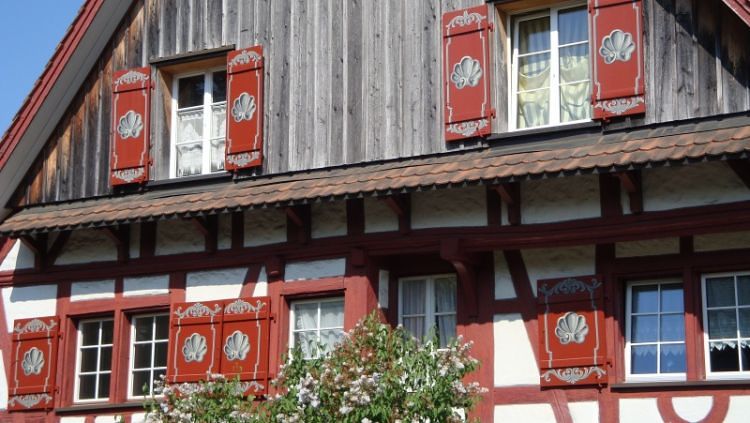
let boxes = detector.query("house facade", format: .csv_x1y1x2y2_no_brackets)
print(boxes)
1,0,750,421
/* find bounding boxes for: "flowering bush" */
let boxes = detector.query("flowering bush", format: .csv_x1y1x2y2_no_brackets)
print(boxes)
146,312,486,422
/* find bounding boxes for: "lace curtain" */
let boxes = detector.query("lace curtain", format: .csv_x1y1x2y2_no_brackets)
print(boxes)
402,280,426,339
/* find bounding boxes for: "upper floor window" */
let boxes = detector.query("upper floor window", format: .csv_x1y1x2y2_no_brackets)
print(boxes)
399,275,457,348
129,314,169,398
171,68,227,178
703,273,750,377
289,297,345,359
75,318,114,402
511,5,591,130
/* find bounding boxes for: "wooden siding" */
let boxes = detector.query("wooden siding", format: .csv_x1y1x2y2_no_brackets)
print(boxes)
9,0,750,208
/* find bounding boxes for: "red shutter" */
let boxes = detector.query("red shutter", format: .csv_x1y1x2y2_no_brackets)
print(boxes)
220,297,271,395
167,301,223,383
442,6,493,142
8,317,59,411
225,46,264,171
111,67,151,185
537,275,607,387
590,0,645,119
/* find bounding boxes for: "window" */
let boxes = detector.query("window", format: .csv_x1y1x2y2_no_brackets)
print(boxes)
625,280,686,380
399,275,457,348
289,298,345,359
75,318,114,401
510,4,591,130
171,68,227,178
702,273,750,376
129,314,169,397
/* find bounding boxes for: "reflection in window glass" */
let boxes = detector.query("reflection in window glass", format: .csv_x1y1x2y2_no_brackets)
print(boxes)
399,275,457,348
704,274,750,374
290,298,344,359
130,314,169,397
76,319,114,401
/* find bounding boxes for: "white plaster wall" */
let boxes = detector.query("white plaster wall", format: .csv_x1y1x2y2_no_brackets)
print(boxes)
725,395,750,423
285,258,346,281
71,279,115,302
494,403,555,422
94,416,119,423
494,251,516,300
364,197,398,233
218,213,232,250
615,237,679,258
244,208,286,247
1,284,57,332
185,267,247,302
59,418,86,423
0,354,7,410
130,413,147,423
493,313,539,386
0,240,35,271
568,401,599,423
522,174,600,224
694,231,750,252
619,398,662,423
643,161,750,212
411,186,487,229
253,266,268,297
130,223,141,259
522,245,596,297
155,219,204,255
671,396,712,422
55,229,117,265
123,275,170,297
312,201,347,238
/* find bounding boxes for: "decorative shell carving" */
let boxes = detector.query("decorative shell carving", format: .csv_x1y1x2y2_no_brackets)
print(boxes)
223,330,250,361
182,333,208,363
231,92,256,122
115,70,149,86
541,366,605,384
14,318,57,334
445,10,486,30
446,119,488,137
112,168,145,183
8,393,53,409
117,110,144,139
450,56,482,89
229,50,262,67
594,96,644,115
174,303,222,319
539,278,601,300
555,312,589,345
599,29,636,64
224,299,266,315
22,347,44,376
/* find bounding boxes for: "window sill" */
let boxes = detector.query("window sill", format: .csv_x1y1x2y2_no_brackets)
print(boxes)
488,121,601,142
56,400,146,414
146,172,233,189
611,379,750,391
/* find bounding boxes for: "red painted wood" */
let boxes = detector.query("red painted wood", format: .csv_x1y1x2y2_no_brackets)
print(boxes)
590,0,646,119
550,390,574,423
225,46,264,171
8,316,59,411
167,300,224,383
220,297,271,395
110,67,151,186
599,173,623,218
239,264,262,297
442,5,493,141
656,394,729,423
279,277,344,297
231,212,244,250
503,250,539,364
346,199,364,236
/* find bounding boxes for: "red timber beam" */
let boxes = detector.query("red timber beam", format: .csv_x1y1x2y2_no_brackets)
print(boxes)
191,215,218,253
615,170,643,214
381,193,411,234
99,225,129,262
440,239,479,317
492,182,521,225
285,205,311,244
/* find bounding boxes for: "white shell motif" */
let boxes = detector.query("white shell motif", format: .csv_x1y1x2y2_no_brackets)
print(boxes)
22,347,45,376
599,29,636,64
182,333,208,363
117,110,144,139
223,330,250,361
231,92,256,123
450,56,483,89
555,312,589,345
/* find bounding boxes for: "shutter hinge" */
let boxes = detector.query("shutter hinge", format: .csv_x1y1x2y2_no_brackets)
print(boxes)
489,22,495,32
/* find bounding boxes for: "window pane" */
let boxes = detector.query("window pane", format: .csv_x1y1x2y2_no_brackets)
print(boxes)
738,276,750,306
132,370,152,396
210,139,225,173
178,75,205,108
211,103,226,139
631,345,657,374
436,314,457,348
80,348,98,372
517,89,550,129
632,315,658,342
708,309,738,339
402,280,426,315
660,344,686,373
558,7,588,45
176,142,203,177
98,373,110,399
154,342,168,367
133,344,152,369
740,308,750,338
742,341,750,371
101,320,113,344
212,71,227,103
320,329,344,353
294,303,318,331
660,284,684,313
632,285,658,313
100,346,112,371
434,278,456,313
155,315,169,340
177,109,204,143
518,17,550,54
320,301,344,328
81,322,99,346
294,332,317,359
403,316,425,340
709,341,740,372
518,53,550,91
660,314,685,342
559,81,590,123
706,277,736,308
134,317,153,342
78,374,97,399
559,44,589,84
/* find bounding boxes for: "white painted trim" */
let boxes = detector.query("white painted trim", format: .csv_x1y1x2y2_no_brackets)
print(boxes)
74,318,114,403
127,313,169,400
288,297,345,359
397,274,457,346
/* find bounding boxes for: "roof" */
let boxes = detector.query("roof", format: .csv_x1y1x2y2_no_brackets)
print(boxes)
2,115,750,236
723,0,750,27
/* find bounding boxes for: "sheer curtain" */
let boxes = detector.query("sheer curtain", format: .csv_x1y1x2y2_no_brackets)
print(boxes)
517,17,550,129
435,278,457,347
558,7,590,123
402,280,426,339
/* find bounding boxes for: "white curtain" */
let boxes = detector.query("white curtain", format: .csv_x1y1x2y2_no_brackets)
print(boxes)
402,280,426,339
435,278,457,347
210,103,226,172
517,17,550,129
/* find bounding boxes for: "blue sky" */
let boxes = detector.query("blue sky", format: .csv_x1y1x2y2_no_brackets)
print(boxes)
0,1,83,136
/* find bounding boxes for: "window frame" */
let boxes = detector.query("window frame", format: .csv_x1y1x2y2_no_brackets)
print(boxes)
397,273,458,348
624,279,687,382
127,312,170,400
508,1,592,131
701,271,750,380
169,65,228,179
73,317,115,403
288,296,346,359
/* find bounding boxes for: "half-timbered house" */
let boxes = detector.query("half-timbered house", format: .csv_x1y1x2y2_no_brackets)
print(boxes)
1,0,750,421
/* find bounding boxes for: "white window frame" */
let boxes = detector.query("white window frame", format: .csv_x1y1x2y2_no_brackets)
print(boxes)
624,279,687,382
127,313,169,399
169,66,227,179
508,1,591,131
702,271,750,380
74,317,114,403
288,297,345,359
397,274,457,347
